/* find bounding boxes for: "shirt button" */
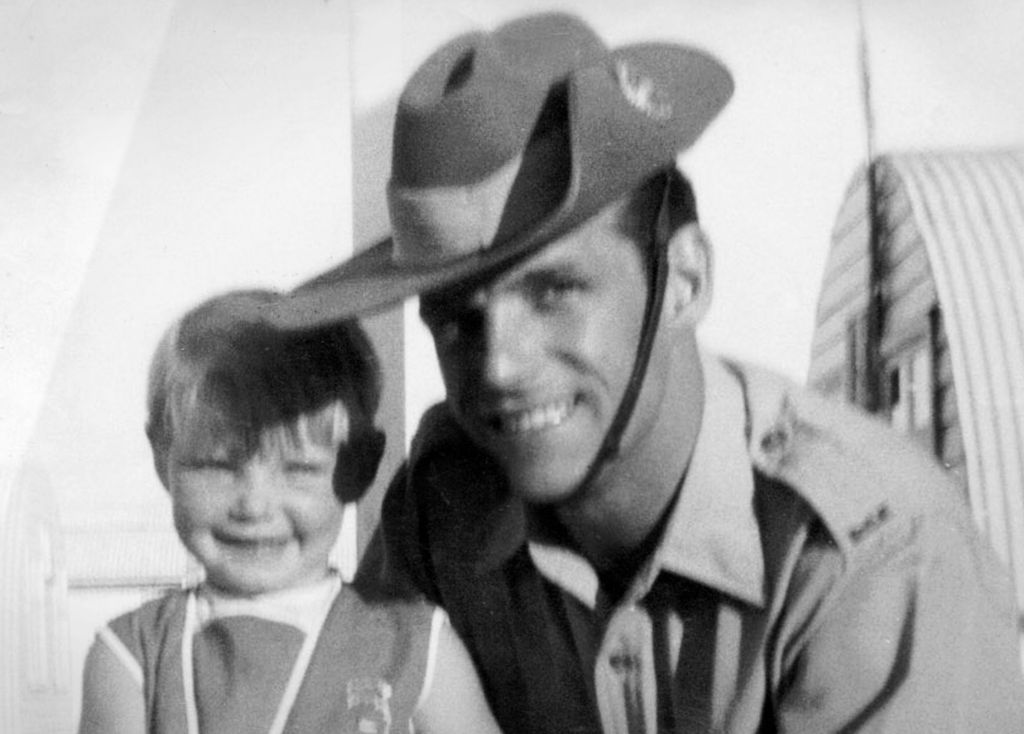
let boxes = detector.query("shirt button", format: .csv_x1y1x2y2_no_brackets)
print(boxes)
760,425,789,455
596,606,656,734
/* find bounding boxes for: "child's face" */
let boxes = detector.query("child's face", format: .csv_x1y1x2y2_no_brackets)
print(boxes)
164,419,345,596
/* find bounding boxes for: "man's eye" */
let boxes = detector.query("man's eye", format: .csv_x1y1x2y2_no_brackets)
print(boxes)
421,307,450,333
423,306,479,346
530,277,583,309
432,317,465,347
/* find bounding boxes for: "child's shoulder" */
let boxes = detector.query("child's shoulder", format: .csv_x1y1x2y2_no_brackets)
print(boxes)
283,584,442,726
334,582,439,631
105,587,192,647
91,587,193,684
316,583,445,673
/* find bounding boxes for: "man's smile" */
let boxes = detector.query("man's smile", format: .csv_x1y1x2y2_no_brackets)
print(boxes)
485,397,578,436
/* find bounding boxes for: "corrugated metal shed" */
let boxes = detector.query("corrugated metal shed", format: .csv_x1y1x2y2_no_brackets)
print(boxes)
891,150,1024,612
811,148,1024,616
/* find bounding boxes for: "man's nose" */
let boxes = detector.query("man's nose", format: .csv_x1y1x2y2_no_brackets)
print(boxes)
479,297,534,388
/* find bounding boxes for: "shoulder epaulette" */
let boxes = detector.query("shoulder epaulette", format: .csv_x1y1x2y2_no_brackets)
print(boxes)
724,360,963,559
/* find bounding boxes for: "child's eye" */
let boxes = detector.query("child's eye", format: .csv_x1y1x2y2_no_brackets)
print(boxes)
184,458,238,472
284,461,329,476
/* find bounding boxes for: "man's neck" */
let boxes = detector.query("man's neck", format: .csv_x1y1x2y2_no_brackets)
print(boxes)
554,346,705,574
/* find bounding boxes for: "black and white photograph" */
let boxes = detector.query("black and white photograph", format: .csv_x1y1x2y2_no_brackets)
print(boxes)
3,0,1024,731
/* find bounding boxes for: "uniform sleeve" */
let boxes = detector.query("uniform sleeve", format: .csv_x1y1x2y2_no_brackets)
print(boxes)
774,513,1024,733
77,627,146,734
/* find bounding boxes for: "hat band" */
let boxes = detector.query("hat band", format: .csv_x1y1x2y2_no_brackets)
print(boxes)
387,153,525,266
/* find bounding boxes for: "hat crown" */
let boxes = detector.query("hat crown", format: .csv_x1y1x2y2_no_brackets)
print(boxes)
391,13,608,187
262,13,733,330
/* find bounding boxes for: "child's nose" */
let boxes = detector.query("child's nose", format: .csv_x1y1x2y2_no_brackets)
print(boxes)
229,466,275,519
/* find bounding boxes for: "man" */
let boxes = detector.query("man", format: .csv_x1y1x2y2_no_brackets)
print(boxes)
264,12,1024,733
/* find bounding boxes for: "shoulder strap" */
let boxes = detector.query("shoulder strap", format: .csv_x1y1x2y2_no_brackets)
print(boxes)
283,587,435,733
107,590,191,734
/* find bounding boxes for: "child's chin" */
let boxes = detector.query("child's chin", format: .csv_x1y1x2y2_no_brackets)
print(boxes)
208,567,289,596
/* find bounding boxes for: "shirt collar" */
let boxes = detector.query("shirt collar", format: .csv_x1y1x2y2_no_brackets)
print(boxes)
195,573,342,633
650,355,764,607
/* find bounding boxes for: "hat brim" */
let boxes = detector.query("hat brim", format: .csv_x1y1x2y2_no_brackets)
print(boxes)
261,189,583,329
261,43,731,330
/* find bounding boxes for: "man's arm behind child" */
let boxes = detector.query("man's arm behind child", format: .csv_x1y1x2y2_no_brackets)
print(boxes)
415,616,502,734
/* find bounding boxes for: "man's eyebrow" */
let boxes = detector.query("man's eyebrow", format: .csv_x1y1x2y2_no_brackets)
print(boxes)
420,254,589,316
508,255,588,282
516,269,588,291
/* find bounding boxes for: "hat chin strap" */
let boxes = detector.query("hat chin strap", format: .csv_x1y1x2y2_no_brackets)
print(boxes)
576,175,672,493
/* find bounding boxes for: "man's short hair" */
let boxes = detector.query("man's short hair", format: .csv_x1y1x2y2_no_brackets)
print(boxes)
620,166,699,256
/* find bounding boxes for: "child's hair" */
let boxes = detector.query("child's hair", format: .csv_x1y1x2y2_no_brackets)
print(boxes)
146,289,385,501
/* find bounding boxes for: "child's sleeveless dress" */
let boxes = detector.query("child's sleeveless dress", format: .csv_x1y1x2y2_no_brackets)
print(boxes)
91,575,440,734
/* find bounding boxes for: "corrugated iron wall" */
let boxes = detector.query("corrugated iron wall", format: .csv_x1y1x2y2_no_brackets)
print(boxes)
893,150,1024,615
812,148,1024,620
808,166,871,395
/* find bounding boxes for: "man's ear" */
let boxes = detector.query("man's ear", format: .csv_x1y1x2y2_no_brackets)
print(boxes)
662,222,713,328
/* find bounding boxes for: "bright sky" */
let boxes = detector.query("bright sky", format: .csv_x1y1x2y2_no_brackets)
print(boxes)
3,0,1023,520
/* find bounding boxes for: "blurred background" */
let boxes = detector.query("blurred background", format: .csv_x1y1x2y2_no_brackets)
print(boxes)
2,0,1023,729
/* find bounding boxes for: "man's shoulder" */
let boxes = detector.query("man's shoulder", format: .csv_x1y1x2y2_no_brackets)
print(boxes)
405,402,505,500
722,358,970,557
326,585,438,654
408,402,467,460
375,402,509,569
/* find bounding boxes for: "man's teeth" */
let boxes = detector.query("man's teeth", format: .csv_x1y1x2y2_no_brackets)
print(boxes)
498,401,572,434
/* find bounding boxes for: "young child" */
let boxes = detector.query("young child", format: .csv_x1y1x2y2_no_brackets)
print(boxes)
78,289,502,734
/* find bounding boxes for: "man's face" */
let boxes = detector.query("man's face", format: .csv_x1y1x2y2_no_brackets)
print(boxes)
420,202,655,505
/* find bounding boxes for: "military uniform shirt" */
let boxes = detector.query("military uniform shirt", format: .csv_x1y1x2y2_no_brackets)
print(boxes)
365,353,1024,733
